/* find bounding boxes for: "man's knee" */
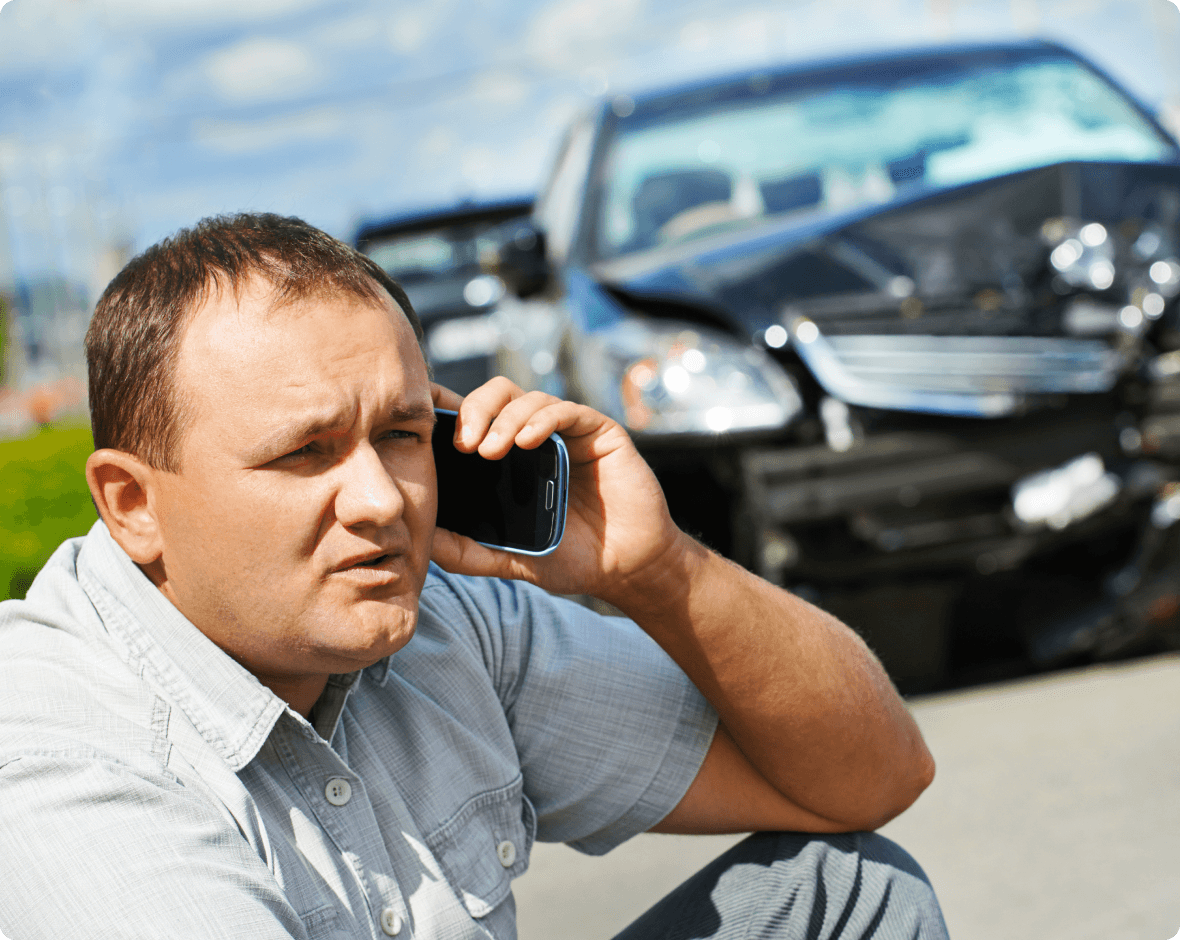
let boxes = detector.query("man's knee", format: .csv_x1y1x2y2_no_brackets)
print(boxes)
614,830,948,940
734,830,947,939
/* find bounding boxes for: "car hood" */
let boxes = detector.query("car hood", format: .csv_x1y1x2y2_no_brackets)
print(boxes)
590,159,1180,340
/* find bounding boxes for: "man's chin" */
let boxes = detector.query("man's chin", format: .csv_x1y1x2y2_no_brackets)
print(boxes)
270,588,424,677
333,597,421,662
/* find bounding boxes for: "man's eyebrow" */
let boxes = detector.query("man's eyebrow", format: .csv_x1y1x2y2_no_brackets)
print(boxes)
384,403,437,428
254,411,345,454
253,403,436,456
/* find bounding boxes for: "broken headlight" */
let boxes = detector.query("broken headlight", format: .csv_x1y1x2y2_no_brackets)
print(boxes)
1042,218,1116,291
1043,216,1180,330
577,318,803,435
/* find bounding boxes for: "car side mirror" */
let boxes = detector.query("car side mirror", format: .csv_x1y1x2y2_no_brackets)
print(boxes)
494,220,551,298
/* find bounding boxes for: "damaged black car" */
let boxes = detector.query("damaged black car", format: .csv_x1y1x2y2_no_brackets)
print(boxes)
488,39,1180,688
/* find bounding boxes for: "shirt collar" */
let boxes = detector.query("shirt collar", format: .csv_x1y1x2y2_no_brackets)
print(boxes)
76,520,289,771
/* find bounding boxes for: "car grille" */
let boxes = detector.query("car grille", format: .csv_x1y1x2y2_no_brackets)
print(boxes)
788,321,1126,417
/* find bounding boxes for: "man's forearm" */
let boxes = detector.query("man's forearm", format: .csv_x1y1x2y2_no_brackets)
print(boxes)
601,532,935,831
431,386,933,828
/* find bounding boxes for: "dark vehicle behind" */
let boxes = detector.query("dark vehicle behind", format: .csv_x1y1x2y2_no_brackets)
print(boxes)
356,198,532,395
487,41,1180,688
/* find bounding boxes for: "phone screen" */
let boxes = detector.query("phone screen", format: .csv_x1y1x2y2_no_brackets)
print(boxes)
432,409,568,555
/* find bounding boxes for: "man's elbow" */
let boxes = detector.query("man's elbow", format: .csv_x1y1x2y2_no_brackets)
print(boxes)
862,745,937,831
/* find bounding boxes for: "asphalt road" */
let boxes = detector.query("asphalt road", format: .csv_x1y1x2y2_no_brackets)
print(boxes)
512,652,1180,940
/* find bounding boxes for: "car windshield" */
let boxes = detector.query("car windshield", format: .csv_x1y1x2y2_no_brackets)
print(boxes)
366,232,461,281
594,54,1176,259
364,219,516,283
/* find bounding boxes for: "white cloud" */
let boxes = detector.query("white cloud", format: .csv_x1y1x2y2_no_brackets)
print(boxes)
0,0,98,76
387,9,433,54
679,20,711,53
459,144,497,184
203,37,319,103
97,0,321,29
760,0,927,60
454,129,553,193
469,70,530,107
525,0,645,70
668,8,794,71
418,125,457,160
315,10,385,52
191,106,342,155
579,66,609,96
537,95,583,140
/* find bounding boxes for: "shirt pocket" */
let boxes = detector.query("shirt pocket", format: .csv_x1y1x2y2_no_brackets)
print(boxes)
300,903,349,940
277,855,352,940
422,775,536,919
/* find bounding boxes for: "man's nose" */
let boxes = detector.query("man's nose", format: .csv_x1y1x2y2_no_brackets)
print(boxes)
333,444,404,529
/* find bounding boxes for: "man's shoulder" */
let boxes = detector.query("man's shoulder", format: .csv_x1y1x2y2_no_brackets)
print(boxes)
0,541,169,776
419,563,513,603
413,564,595,660
418,563,587,627
1,535,97,676
388,566,572,704
402,566,512,676
416,565,524,641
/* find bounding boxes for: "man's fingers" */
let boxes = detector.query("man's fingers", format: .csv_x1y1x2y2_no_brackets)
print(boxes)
454,378,624,460
454,380,567,456
450,377,526,451
430,382,464,412
430,526,537,581
513,399,617,448
476,392,570,457
459,378,624,456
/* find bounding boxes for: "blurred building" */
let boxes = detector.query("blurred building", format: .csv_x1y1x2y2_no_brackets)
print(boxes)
8,277,90,385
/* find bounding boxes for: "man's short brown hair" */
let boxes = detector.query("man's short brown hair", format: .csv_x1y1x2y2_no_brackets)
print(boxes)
85,212,424,472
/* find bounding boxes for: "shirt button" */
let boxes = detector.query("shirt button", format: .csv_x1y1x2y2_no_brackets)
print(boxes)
324,777,352,806
496,839,516,867
380,907,403,936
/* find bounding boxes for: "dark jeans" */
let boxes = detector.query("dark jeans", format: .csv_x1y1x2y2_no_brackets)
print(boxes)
611,832,949,940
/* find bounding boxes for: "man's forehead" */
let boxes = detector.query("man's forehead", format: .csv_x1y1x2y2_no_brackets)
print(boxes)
183,271,415,358
176,273,428,412
194,270,401,323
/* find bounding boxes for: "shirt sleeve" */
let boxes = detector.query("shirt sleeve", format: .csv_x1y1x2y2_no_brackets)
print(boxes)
421,569,718,856
0,753,309,940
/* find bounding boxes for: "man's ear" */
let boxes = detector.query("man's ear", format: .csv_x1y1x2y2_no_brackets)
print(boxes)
85,449,166,565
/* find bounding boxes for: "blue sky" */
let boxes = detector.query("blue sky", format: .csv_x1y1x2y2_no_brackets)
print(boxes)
0,0,1178,301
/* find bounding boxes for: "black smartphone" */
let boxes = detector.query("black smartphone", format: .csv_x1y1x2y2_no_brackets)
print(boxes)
432,409,569,555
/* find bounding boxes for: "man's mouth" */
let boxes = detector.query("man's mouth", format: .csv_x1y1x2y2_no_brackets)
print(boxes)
328,546,405,581
331,550,405,588
334,547,399,572
352,554,390,568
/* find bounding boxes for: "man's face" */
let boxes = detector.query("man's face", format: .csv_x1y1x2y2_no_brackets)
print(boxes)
150,277,437,702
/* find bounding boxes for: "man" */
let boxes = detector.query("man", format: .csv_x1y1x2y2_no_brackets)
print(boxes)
0,213,945,939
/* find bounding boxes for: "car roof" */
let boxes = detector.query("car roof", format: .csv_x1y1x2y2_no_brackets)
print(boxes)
354,196,534,251
614,39,1112,117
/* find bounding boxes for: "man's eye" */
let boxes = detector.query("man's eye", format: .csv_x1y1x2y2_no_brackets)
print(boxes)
278,444,314,461
381,430,418,442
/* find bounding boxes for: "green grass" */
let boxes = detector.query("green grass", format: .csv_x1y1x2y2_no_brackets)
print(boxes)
0,422,97,600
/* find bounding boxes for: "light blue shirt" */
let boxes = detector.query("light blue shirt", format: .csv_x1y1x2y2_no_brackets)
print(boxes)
0,522,716,940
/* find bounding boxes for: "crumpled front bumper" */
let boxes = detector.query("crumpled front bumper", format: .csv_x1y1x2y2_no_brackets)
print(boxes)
733,403,1180,685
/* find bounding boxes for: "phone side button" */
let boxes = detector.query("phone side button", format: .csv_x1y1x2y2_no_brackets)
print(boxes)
545,480,555,510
